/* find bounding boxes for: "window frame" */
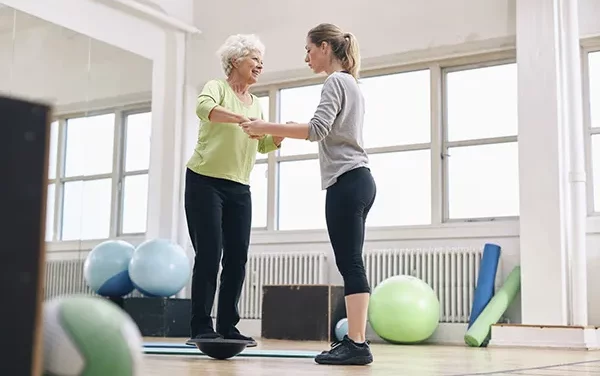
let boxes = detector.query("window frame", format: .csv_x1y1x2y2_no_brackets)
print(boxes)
582,42,600,216
250,50,519,233
440,58,519,222
46,102,151,243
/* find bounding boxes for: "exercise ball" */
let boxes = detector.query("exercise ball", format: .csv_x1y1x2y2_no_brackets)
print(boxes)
368,274,440,343
128,238,191,297
335,318,348,341
43,295,143,375
83,240,135,297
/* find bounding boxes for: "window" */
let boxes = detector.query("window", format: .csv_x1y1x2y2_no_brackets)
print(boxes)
443,62,519,220
367,151,431,227
361,70,431,147
589,51,600,212
447,143,519,218
64,114,115,177
256,95,270,161
250,163,268,228
61,113,115,240
46,107,152,242
215,54,522,234
278,84,322,156
278,159,326,230
121,111,151,234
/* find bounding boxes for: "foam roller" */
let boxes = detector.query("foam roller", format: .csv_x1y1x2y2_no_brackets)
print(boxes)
464,266,521,347
468,243,502,328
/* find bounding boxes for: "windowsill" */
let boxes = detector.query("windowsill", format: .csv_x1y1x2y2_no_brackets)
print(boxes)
43,216,600,253
249,219,521,245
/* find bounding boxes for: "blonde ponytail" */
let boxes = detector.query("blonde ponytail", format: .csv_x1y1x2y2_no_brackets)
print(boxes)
343,32,361,79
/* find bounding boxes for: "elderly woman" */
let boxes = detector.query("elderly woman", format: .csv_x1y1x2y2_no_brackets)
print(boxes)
184,34,282,347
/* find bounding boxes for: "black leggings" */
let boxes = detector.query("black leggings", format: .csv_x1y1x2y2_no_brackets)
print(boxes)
184,169,251,337
325,167,376,296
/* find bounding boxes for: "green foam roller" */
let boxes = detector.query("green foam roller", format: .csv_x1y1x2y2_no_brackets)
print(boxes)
464,266,521,347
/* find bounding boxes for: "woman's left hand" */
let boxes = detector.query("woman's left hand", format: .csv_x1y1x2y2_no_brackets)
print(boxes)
240,119,269,137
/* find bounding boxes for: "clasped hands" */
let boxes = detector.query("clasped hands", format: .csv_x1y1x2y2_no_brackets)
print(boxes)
239,117,267,139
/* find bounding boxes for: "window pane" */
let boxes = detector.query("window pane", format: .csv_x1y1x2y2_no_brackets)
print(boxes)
589,52,600,129
278,159,325,230
250,163,268,228
64,113,115,177
122,174,148,234
591,135,600,211
367,151,431,227
256,96,269,161
258,96,270,121
62,179,112,240
48,121,59,180
279,84,322,156
46,183,55,242
447,142,519,219
125,112,151,172
446,63,517,141
362,70,430,147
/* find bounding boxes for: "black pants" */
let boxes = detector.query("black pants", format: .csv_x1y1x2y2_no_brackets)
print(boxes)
325,167,376,296
184,169,252,336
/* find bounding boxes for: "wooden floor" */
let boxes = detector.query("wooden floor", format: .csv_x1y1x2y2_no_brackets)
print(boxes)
141,337,600,375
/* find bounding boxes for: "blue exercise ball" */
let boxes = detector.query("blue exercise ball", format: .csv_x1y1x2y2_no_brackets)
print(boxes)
128,238,191,297
83,240,136,297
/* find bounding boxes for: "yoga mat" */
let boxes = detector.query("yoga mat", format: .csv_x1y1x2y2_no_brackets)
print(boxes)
468,243,502,328
143,346,320,358
143,342,194,349
464,266,521,347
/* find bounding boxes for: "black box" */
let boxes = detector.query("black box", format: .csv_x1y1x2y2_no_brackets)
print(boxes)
0,96,52,376
123,297,191,337
261,285,346,341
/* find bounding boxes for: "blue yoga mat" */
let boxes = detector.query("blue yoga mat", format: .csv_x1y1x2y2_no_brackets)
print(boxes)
468,243,501,328
142,343,319,358
143,342,194,349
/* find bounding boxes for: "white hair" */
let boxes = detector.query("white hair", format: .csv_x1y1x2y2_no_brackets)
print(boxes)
216,34,265,77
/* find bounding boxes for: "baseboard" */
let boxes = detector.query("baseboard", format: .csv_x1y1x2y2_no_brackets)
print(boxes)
489,324,600,350
236,319,468,345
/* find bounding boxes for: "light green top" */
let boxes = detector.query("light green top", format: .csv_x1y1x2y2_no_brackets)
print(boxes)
186,79,280,185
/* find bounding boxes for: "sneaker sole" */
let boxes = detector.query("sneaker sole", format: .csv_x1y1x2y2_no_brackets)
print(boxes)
315,355,373,366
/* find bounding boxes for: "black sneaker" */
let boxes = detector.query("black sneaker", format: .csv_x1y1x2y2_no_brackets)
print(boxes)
314,335,373,365
185,331,223,346
218,328,257,347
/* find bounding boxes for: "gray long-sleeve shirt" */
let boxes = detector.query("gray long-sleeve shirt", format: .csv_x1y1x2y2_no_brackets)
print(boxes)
307,71,370,189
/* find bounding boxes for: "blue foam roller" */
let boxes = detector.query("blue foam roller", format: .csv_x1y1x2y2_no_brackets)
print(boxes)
468,243,501,328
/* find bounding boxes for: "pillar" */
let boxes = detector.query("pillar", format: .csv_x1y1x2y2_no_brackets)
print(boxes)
517,0,587,325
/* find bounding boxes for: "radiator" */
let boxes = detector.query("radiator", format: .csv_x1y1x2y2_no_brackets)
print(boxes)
44,247,484,324
44,258,141,300
212,251,328,319
43,251,328,321
363,247,486,323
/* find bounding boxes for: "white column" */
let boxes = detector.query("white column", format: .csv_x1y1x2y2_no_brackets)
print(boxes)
516,0,587,325
146,30,188,242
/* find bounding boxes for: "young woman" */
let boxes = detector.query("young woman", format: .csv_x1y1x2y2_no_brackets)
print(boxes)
240,23,376,366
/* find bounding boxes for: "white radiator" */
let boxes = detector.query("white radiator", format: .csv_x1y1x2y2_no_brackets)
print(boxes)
43,251,328,321
363,247,487,323
212,251,328,319
44,258,92,300
44,247,485,324
44,258,141,300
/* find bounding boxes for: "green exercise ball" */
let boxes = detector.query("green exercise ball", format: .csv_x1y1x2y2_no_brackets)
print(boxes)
368,274,440,344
